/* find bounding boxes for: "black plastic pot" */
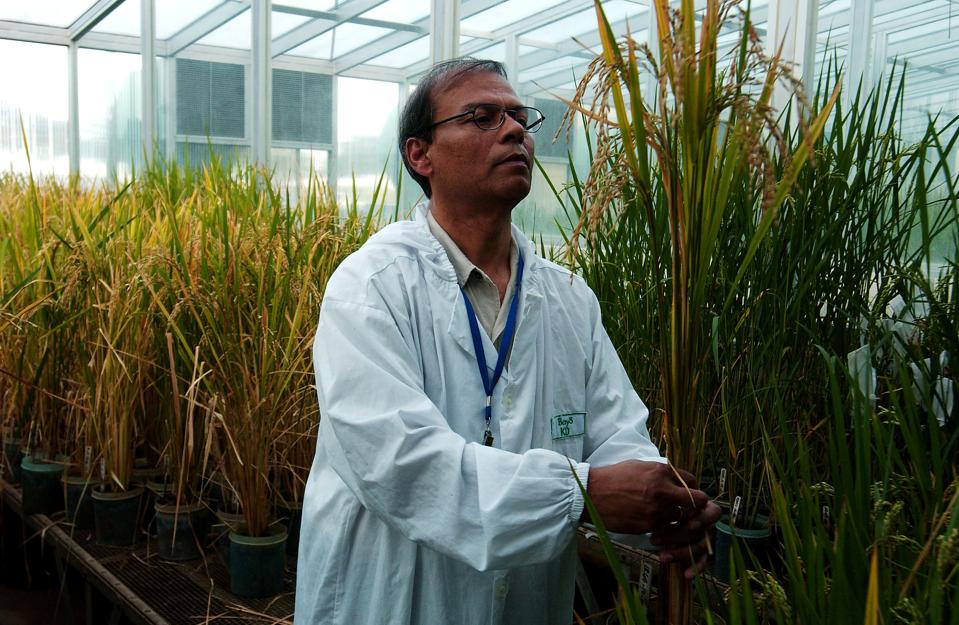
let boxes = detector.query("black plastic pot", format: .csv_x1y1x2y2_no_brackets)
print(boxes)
713,514,771,583
228,524,287,598
92,487,143,547
63,475,99,530
276,500,303,557
3,437,23,483
155,500,208,561
20,456,65,515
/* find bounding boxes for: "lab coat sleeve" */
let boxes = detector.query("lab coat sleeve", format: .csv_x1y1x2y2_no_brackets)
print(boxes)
314,292,589,573
582,292,666,467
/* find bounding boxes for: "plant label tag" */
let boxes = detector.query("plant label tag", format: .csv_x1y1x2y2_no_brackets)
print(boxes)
84,446,92,474
822,505,830,526
550,412,586,440
99,459,106,481
639,561,654,604
719,468,727,493
732,495,742,523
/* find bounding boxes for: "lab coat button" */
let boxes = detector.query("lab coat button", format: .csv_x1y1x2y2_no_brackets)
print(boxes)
494,580,508,598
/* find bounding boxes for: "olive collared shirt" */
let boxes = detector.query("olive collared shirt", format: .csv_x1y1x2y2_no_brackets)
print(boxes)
427,209,518,349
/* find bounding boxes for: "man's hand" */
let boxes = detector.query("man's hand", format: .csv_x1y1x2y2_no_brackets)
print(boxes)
583,460,721,578
650,499,722,579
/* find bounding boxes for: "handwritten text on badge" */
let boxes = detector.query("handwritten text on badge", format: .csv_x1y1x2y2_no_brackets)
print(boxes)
551,412,586,440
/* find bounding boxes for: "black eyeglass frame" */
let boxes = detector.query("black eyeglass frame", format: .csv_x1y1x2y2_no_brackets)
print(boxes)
429,104,546,133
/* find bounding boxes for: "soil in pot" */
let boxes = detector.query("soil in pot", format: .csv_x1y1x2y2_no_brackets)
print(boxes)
92,487,144,547
155,500,208,561
713,513,771,583
20,456,65,515
228,524,287,598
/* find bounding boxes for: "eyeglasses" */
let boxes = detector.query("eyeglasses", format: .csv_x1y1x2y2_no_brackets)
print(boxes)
430,104,546,133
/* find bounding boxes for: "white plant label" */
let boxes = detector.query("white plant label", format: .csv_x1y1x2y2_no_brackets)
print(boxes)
639,561,654,604
822,505,830,526
99,458,106,481
719,468,727,493
84,446,92,474
732,495,742,523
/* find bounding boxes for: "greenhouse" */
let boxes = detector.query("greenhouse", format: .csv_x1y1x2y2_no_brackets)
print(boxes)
0,0,957,624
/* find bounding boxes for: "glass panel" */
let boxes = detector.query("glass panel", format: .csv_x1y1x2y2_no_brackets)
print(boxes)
472,41,505,63
157,0,223,39
0,40,69,176
287,30,334,59
196,9,311,49
273,11,313,37
521,2,648,44
461,0,559,33
90,0,140,36
176,141,249,168
333,23,394,57
78,48,142,181
272,147,330,205
336,77,399,214
368,36,429,68
361,0,431,24
0,1,91,28
197,10,251,49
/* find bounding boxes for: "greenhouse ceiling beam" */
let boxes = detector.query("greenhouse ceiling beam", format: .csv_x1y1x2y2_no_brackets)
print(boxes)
0,21,68,46
334,0,501,73
69,0,126,40
271,0,391,58
273,4,422,32
166,0,249,57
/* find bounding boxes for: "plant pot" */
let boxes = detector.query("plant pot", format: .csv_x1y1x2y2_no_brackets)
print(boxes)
212,507,245,566
3,437,23,483
276,500,303,557
155,500,208,561
228,525,287,598
91,487,144,547
63,475,99,530
713,514,771,583
20,456,65,515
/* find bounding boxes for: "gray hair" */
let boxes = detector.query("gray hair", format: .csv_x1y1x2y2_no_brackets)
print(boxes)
398,58,508,198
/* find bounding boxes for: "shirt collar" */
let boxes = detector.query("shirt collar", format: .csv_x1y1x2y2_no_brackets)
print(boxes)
426,207,518,289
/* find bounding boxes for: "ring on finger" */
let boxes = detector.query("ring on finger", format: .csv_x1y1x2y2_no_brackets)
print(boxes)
670,505,685,525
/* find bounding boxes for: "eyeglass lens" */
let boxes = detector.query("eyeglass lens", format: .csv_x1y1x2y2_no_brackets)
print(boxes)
474,105,542,131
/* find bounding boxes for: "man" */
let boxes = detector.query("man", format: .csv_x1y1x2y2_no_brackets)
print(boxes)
294,58,720,625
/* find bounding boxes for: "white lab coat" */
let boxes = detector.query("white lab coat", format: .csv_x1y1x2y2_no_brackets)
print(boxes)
294,205,663,625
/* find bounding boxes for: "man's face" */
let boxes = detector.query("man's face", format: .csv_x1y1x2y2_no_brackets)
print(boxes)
418,71,535,209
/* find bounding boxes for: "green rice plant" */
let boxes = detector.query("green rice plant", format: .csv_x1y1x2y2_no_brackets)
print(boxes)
565,1,839,621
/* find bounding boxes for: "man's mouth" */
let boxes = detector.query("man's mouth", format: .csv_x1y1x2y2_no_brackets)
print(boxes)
499,153,530,168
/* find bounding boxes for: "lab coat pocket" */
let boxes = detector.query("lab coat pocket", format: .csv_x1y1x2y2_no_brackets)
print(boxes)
549,411,586,462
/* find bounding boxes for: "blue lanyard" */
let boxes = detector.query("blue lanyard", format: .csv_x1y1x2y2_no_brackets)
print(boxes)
461,252,525,447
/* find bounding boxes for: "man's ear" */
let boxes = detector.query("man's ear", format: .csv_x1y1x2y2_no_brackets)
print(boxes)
405,137,433,178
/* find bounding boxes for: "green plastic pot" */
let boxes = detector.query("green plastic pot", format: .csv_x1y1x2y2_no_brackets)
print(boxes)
92,487,143,547
21,456,65,515
228,524,287,598
713,514,771,583
63,475,99,530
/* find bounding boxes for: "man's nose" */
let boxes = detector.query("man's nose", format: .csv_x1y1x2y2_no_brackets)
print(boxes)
499,114,527,143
